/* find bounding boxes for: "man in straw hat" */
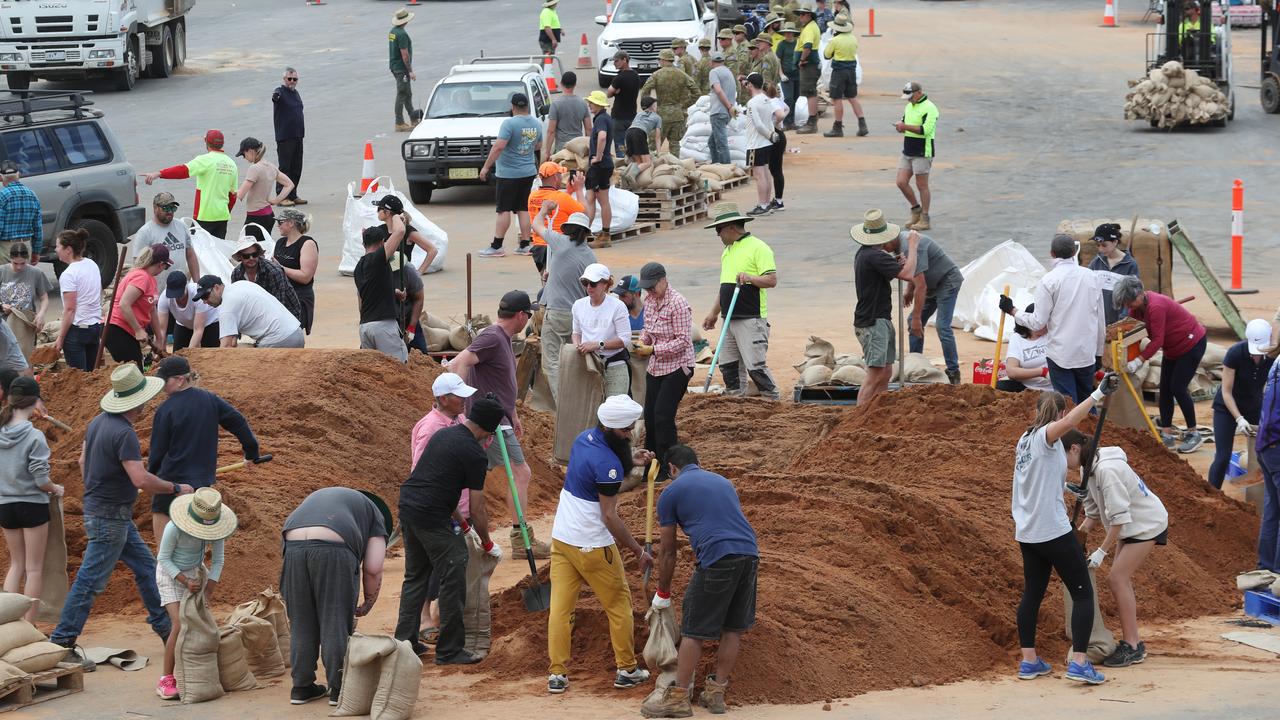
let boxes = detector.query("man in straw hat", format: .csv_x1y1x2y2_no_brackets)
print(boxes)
154,487,237,700
546,395,654,695
539,0,563,56
389,8,417,131
583,90,615,249
793,5,821,134
533,201,598,400
821,14,869,138
193,274,305,348
147,356,260,542
281,487,391,705
229,225,303,324
776,22,800,128
51,364,194,665
701,202,779,400
850,209,920,405
395,396,505,665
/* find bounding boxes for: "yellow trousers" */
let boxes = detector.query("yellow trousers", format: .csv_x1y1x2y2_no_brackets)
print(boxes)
547,538,637,676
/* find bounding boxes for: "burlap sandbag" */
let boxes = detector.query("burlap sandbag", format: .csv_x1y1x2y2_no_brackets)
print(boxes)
1062,568,1117,665
370,640,422,720
648,176,684,191
461,531,501,658
0,593,35,625
0,620,45,657
902,353,949,384
233,615,284,679
334,633,399,717
564,136,590,157
1,641,65,673
35,498,68,623
226,589,291,668
800,365,832,387
0,660,26,694
830,365,867,386
642,605,680,706
448,325,472,351
216,625,258,692
175,571,225,704
422,312,450,330
425,327,451,352
794,335,836,372
553,346,605,464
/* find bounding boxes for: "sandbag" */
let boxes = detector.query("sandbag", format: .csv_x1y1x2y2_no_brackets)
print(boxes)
794,335,836,372
423,312,450,330
1,640,64,673
830,365,868,386
176,571,224,704
1062,568,1117,665
0,594,35,625
225,589,291,669
794,97,810,126
648,176,684,191
425,327,451,352
564,136,590,157
216,625,258,692
334,633,399,717
554,346,605,464
641,605,680,707
0,660,26,694
449,325,472,352
590,188,639,233
462,530,501,658
0,621,45,657
35,498,68,623
801,365,833,386
233,615,284,679
902,353,949,383
370,640,422,720
834,353,865,368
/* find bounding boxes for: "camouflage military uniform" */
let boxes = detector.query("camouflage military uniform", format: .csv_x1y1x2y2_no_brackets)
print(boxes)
695,40,714,94
749,37,782,88
671,38,698,78
640,55,701,157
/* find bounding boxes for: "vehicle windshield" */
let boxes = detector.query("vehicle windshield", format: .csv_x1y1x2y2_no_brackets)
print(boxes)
426,81,525,119
612,0,696,23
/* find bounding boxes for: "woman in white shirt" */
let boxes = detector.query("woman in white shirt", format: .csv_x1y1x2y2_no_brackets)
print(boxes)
570,262,632,398
999,303,1054,393
154,271,221,351
743,73,779,218
52,228,104,371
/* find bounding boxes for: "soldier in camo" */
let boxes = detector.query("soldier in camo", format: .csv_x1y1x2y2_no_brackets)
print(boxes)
716,28,737,74
670,38,697,78
640,49,701,157
732,24,751,71
695,37,714,94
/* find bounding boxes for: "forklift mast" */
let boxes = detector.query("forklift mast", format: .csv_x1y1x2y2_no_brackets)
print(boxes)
1161,0,1216,75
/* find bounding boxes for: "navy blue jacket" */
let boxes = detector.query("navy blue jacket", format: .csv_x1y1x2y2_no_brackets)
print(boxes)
272,85,305,141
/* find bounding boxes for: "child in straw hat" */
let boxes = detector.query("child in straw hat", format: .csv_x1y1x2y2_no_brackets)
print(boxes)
154,487,237,701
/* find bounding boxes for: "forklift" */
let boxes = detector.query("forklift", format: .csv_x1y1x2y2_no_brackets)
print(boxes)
1263,0,1280,113
1147,0,1235,125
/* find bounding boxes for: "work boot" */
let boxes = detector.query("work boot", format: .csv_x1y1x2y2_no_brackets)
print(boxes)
856,117,869,136
699,675,728,714
510,526,551,559
823,121,844,138
589,230,612,249
395,123,413,132
795,118,818,134
641,684,693,718
906,206,922,229
945,368,961,385
912,212,931,231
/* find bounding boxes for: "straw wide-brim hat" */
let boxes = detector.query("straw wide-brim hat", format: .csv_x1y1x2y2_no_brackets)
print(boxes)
704,201,754,229
831,19,854,33
850,209,901,246
230,233,265,261
392,8,414,26
170,488,239,542
543,0,559,6
99,363,164,414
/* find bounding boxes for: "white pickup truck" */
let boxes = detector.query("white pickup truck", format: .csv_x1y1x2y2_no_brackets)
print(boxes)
0,0,194,91
595,0,716,87
401,58,555,204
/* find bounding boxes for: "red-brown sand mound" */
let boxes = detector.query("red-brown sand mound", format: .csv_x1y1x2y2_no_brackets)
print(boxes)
475,385,1258,704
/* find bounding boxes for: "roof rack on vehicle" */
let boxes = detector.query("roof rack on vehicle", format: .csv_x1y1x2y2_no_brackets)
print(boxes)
0,90,98,127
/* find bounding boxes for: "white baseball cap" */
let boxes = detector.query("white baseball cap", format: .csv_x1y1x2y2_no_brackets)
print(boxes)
580,262,611,283
432,372,477,398
1246,318,1273,355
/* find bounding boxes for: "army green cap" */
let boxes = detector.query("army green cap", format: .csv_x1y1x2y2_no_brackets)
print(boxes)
717,28,734,40
697,37,712,48
754,32,774,46
732,24,747,34
658,48,675,61
671,37,687,48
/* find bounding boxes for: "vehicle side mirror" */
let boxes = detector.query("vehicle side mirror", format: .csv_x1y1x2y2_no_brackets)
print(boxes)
595,14,608,25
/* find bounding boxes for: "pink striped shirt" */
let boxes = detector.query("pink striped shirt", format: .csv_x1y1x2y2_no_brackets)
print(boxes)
640,286,695,376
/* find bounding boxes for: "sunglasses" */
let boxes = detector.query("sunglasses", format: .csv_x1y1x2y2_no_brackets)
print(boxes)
240,251,263,260
285,77,299,82
158,204,179,212
580,279,607,288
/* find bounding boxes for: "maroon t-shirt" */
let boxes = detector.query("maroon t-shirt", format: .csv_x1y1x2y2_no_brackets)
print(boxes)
464,324,517,423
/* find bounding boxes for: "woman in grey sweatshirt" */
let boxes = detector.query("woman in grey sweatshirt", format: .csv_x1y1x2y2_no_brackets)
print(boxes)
0,376,63,623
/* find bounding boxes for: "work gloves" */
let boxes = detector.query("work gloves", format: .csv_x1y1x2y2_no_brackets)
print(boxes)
1125,358,1144,375
998,294,1015,316
633,343,654,357
1087,547,1107,569
1238,416,1257,436
406,324,417,344
651,590,672,610
484,542,504,561
1090,373,1120,403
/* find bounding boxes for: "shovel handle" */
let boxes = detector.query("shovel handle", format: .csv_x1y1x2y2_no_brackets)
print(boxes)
215,453,274,475
703,284,742,393
991,284,1010,389
497,428,541,580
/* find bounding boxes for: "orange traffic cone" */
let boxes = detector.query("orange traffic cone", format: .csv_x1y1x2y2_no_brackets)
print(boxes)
1101,0,1117,27
359,142,376,195
542,57,558,92
605,0,613,21
577,33,593,68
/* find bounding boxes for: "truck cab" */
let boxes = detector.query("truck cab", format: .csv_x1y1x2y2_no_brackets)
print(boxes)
401,60,552,204
595,0,716,87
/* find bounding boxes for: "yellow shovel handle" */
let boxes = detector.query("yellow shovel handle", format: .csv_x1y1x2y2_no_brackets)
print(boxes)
990,284,1010,389
1112,340,1161,443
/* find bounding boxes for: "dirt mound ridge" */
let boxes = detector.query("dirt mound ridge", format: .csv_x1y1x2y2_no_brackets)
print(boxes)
476,385,1257,704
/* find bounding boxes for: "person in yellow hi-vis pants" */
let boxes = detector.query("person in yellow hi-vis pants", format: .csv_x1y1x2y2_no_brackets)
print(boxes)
546,395,654,695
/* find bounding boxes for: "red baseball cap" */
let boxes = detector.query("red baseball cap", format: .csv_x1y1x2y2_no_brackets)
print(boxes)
204,129,225,148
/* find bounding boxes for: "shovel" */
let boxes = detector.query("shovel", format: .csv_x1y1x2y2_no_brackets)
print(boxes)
641,459,658,590
703,284,741,393
497,427,551,612
215,453,274,475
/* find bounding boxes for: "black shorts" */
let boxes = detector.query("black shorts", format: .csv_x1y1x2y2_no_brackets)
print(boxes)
748,145,771,167
585,164,613,191
829,66,858,99
494,175,536,213
0,501,50,530
1123,527,1168,546
798,63,820,97
531,244,548,273
680,554,758,640
104,323,144,367
625,127,651,157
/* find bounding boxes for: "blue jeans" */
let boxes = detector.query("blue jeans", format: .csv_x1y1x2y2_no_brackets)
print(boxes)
907,269,963,373
612,117,632,159
51,514,170,647
62,324,101,372
1257,443,1280,571
709,114,731,165
1046,358,1095,405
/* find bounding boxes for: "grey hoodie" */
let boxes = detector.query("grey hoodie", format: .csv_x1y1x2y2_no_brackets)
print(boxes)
0,420,52,505
1082,446,1168,541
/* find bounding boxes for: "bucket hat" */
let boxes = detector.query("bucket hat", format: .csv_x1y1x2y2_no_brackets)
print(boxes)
704,201,754,229
392,8,413,26
231,227,269,260
170,488,239,542
585,90,610,107
562,212,592,233
99,363,164,414
850,209,901,246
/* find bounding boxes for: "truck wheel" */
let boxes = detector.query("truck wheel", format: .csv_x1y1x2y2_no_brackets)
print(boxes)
409,181,434,204
173,20,187,67
1263,76,1280,114
6,73,31,91
69,219,120,288
112,37,140,91
147,26,174,78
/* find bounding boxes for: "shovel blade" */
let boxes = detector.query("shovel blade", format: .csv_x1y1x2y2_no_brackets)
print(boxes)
523,583,552,612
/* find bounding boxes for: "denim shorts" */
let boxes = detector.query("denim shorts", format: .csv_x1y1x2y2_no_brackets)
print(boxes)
681,554,758,640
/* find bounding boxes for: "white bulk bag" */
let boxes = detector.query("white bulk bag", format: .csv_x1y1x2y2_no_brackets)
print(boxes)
340,177,449,276
952,240,1046,342
590,188,638,233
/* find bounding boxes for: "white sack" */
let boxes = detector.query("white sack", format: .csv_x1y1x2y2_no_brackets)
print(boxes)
952,240,1046,342
340,177,449,276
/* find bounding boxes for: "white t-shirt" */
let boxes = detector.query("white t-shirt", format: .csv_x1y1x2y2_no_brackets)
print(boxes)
1011,425,1072,544
744,93,775,150
1003,333,1053,392
571,295,630,360
158,283,219,330
217,280,300,346
132,219,191,287
60,258,103,327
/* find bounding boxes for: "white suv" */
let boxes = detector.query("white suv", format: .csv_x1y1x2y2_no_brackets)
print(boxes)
595,0,716,87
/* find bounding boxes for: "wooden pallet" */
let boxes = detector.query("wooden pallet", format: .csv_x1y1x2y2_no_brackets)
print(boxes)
634,185,710,229
0,663,84,713
610,222,656,243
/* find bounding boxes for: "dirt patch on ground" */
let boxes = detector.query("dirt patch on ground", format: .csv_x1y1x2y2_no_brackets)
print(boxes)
473,385,1258,704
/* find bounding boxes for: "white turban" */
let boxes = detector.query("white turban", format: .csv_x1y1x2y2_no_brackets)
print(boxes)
597,395,643,429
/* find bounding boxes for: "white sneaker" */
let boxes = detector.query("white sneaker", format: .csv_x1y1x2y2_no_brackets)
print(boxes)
614,666,651,689
478,247,506,258
548,674,568,694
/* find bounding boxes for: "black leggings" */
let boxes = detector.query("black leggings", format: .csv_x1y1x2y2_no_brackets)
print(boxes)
644,367,691,478
172,321,222,351
768,131,786,200
1017,531,1093,653
1158,335,1207,429
103,323,144,368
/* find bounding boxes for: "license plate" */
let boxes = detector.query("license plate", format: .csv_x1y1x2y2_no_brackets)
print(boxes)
448,167,479,180
640,62,655,70
44,51,66,61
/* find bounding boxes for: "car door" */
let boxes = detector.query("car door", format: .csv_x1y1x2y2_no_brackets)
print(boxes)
0,127,73,246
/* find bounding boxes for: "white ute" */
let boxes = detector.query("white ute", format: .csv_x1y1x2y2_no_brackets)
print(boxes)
595,0,716,87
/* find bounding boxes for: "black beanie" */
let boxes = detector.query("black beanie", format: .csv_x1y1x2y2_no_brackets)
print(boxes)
468,397,505,433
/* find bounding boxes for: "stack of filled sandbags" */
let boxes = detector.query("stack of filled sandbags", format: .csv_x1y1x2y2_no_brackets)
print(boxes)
1059,218,1174,296
678,96,749,168
793,336,948,387
1125,61,1228,128
614,154,700,192
548,137,591,171
420,312,493,353
0,593,71,682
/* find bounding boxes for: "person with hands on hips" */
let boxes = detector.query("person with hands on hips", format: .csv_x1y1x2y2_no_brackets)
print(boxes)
641,444,759,719
546,395,654,695
1209,319,1275,489
1063,428,1167,669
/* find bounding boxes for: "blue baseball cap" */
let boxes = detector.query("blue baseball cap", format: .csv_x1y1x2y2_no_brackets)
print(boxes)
165,270,188,298
612,275,640,296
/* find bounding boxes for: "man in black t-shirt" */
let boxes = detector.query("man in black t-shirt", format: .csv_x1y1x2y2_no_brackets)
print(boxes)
850,209,919,405
354,220,408,363
607,51,641,159
395,397,504,664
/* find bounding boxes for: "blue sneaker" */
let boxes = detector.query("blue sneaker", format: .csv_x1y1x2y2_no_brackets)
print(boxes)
1017,658,1051,680
1065,660,1106,685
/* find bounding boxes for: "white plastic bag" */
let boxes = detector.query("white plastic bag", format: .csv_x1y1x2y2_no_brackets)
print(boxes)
181,219,240,281
590,188,638,233
952,240,1046,341
795,97,810,126
339,177,449,276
